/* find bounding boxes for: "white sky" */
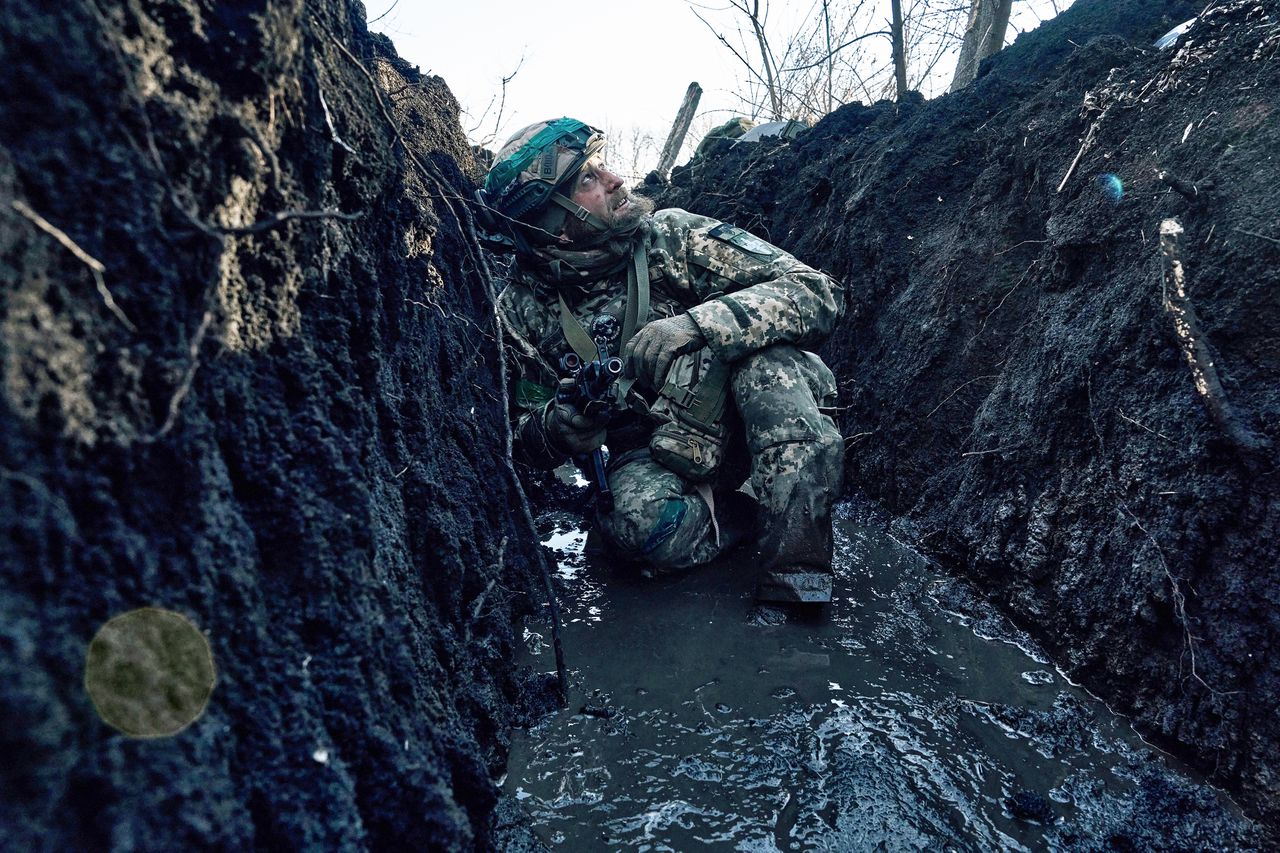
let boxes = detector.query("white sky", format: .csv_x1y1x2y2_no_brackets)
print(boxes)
368,0,1073,178
368,0,749,154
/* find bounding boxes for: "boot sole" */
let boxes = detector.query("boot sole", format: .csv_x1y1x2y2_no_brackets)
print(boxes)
754,571,833,604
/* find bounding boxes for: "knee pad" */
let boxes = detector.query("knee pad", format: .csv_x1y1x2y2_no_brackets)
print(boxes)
597,492,711,573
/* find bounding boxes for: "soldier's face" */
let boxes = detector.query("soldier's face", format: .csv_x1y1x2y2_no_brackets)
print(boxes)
561,154,650,241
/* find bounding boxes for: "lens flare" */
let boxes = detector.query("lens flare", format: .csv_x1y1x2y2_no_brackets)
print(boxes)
1095,173,1124,202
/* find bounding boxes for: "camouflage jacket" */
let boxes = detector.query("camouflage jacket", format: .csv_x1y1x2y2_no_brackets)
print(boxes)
497,207,843,468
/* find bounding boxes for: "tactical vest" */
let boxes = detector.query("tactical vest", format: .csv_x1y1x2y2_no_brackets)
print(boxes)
556,236,732,483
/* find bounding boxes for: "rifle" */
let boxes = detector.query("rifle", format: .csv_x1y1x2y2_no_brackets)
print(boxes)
556,315,623,512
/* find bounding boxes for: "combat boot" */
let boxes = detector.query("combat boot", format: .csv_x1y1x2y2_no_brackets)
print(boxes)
750,463,837,606
755,568,833,604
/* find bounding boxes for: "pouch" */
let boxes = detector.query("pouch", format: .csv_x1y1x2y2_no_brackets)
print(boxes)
648,347,731,483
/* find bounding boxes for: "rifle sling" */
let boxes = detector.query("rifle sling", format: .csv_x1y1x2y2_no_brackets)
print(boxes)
621,238,650,349
557,237,652,392
557,291,599,362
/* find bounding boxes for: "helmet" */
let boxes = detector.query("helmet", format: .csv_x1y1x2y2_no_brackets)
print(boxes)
476,117,612,249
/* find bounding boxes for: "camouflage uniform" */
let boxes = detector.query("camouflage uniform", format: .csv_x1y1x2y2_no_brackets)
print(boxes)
500,208,845,590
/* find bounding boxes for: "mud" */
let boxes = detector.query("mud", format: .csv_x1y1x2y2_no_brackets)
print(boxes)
4,0,1277,846
649,0,1280,828
1,1,549,848
508,503,1262,849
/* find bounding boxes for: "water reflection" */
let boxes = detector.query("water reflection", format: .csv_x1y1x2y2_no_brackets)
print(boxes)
513,505,1257,850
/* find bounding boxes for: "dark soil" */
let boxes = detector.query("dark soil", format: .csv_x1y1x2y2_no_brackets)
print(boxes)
650,0,1280,830
4,0,1277,846
1,1,551,848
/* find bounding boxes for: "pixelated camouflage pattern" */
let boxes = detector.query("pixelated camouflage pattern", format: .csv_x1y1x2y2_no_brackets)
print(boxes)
594,345,844,573
488,119,603,202
497,208,845,573
499,208,843,460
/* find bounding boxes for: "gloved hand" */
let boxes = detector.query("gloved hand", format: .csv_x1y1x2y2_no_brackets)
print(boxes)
544,402,608,456
623,313,706,389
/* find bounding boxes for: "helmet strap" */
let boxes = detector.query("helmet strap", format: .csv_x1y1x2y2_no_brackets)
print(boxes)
549,191,613,235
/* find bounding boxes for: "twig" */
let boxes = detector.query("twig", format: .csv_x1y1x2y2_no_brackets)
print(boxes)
1117,409,1175,443
215,208,362,236
1057,109,1105,193
11,200,136,332
961,443,1022,457
318,87,357,155
367,0,401,25
142,305,215,442
993,239,1047,256
925,374,999,420
1235,227,1280,246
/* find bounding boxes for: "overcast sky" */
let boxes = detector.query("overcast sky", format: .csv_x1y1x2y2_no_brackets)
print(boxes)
369,0,746,154
368,0,1074,177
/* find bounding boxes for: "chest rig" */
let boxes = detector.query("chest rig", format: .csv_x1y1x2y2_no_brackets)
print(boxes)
557,237,731,483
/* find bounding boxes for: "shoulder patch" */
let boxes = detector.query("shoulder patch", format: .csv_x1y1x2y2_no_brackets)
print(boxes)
707,223,778,258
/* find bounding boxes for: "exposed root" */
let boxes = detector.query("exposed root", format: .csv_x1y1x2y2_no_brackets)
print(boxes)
11,200,136,332
1,467,75,521
140,304,216,443
1235,227,1280,246
1158,217,1267,455
1085,373,1235,698
318,85,357,155
961,443,1023,457
325,27,569,704
1117,408,1175,443
926,374,999,420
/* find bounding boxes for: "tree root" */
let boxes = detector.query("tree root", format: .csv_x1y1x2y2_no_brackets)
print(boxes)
11,200,137,332
1158,217,1268,455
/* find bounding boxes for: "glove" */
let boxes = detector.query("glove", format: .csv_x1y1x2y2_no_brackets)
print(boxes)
544,402,608,456
623,313,706,389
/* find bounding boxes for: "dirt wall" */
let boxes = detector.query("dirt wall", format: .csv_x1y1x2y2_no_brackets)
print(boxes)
1,1,546,848
654,0,1279,828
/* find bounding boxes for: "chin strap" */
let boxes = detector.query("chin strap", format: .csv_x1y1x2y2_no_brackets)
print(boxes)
549,191,614,234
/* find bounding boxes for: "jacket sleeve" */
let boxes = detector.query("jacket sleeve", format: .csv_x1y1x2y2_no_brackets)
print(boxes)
497,282,569,470
654,210,843,364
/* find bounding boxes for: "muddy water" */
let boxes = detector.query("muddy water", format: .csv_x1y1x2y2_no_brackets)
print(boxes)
506,504,1257,850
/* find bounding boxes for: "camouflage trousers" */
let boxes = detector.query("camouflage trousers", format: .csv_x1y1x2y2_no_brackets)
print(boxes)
595,344,845,574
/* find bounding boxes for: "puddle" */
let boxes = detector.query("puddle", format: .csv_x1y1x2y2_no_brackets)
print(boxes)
507,504,1258,850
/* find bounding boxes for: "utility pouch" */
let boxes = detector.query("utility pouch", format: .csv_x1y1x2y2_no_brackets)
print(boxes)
648,347,731,483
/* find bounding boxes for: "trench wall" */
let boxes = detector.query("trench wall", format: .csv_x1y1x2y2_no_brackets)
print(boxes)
1,1,545,847
655,0,1279,826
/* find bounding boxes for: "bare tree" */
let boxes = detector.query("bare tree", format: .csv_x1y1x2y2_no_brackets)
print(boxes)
949,0,1013,91
465,55,525,148
603,123,660,184
890,0,908,99
691,0,1070,125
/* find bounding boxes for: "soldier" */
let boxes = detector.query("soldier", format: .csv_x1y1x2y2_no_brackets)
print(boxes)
477,118,845,605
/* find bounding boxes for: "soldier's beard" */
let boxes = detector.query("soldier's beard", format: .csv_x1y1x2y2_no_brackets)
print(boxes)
563,190,654,244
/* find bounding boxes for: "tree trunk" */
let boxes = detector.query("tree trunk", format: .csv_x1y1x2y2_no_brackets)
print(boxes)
749,0,782,119
654,82,703,180
949,0,1013,92
890,0,908,100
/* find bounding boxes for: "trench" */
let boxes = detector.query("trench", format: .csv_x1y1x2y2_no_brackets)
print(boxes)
504,502,1256,850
